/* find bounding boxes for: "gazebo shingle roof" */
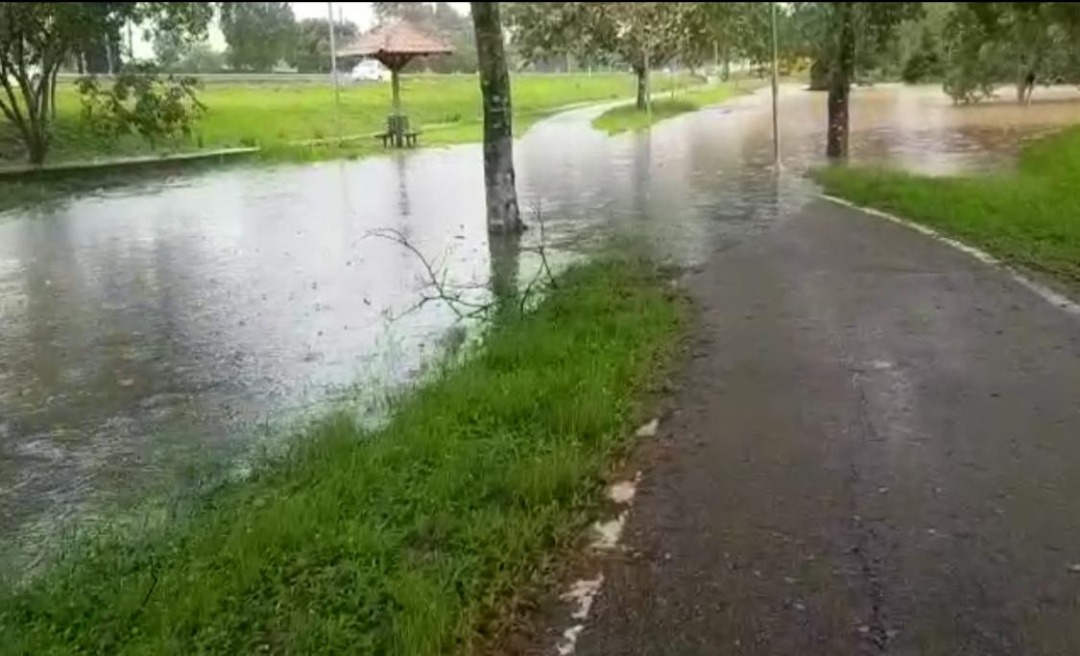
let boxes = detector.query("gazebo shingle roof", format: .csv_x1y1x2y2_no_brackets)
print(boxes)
337,21,454,61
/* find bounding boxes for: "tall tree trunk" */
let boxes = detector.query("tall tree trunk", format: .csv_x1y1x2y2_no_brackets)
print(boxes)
0,66,51,165
26,130,47,165
488,231,521,319
826,2,856,159
634,65,648,110
471,2,523,234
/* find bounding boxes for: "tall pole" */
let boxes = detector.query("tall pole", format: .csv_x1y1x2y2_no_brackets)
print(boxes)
327,2,342,141
770,1,781,169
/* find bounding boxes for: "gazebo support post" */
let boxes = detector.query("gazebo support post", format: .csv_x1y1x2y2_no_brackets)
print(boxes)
390,66,402,147
382,53,413,148
391,67,402,115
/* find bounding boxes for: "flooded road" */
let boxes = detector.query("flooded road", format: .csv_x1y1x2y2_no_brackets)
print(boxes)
2,83,1078,569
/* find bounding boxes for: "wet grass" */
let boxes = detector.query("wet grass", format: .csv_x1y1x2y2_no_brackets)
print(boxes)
2,73,692,166
814,125,1080,286
0,254,686,655
0,73,698,214
591,82,746,135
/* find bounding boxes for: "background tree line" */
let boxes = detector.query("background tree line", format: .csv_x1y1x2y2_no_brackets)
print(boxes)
7,2,1080,167
152,2,479,75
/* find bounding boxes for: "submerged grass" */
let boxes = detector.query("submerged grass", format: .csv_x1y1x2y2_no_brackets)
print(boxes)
813,125,1080,286
591,82,747,135
0,254,686,655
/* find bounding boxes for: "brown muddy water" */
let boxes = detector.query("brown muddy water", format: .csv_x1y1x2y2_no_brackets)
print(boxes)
1,83,1078,571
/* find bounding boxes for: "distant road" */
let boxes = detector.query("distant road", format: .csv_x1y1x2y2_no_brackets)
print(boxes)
55,72,349,85
53,71,625,86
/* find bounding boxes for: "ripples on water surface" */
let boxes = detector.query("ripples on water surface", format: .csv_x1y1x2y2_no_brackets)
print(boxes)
2,83,1078,569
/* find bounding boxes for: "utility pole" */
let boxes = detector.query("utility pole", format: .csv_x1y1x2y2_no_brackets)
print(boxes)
770,1,781,170
327,2,342,141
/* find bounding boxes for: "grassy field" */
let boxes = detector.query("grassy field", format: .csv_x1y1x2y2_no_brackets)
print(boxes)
0,73,699,214
2,73,695,167
814,126,1080,286
591,81,747,135
0,254,686,654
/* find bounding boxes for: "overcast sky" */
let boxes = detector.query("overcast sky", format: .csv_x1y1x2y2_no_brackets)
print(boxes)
133,2,470,59
292,2,470,31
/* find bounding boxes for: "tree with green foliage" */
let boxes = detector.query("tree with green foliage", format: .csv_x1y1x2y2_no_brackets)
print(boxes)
506,2,700,111
220,2,296,72
900,25,945,83
0,2,213,164
174,41,227,74
472,1,522,234
374,1,434,26
791,2,921,157
942,2,1080,104
894,2,951,84
77,63,205,149
430,2,479,73
153,27,189,70
372,2,477,73
292,18,358,74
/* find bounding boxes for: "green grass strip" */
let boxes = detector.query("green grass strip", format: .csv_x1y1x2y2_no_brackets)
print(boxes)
0,254,686,655
592,82,746,135
813,125,1080,286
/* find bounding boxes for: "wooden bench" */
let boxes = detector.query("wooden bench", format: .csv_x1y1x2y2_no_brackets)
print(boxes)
376,114,419,148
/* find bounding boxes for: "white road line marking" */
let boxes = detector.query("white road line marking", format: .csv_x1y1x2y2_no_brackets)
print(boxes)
607,473,641,505
635,418,660,438
590,512,628,551
552,473,644,654
820,194,1080,319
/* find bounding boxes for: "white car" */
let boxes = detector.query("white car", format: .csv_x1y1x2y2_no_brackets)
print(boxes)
349,60,391,83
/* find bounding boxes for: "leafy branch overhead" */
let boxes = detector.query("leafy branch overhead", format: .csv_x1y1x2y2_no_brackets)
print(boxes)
0,2,213,164
506,2,698,71
942,2,1080,104
505,2,703,110
77,65,205,149
219,2,296,73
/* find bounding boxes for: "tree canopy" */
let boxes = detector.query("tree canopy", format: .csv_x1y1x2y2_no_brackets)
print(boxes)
220,1,296,73
505,2,704,108
372,2,478,73
291,17,358,74
0,2,213,163
942,2,1080,103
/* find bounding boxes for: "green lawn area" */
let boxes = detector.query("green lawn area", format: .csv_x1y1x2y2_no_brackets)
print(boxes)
0,254,686,655
591,81,747,135
0,73,701,214
3,73,696,167
814,126,1080,286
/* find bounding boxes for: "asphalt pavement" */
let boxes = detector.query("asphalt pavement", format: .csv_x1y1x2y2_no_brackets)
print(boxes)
575,198,1080,656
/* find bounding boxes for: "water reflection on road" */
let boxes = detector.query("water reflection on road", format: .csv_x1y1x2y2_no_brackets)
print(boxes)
1,83,1078,568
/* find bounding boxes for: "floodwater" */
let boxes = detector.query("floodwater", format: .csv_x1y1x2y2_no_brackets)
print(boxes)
1,83,1078,569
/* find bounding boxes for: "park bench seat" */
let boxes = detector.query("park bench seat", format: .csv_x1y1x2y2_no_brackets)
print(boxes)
377,114,419,148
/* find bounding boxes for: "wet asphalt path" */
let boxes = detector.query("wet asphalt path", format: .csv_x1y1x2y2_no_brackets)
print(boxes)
576,198,1080,655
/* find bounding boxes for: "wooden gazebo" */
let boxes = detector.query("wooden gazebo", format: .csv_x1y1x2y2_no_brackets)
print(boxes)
338,21,453,147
